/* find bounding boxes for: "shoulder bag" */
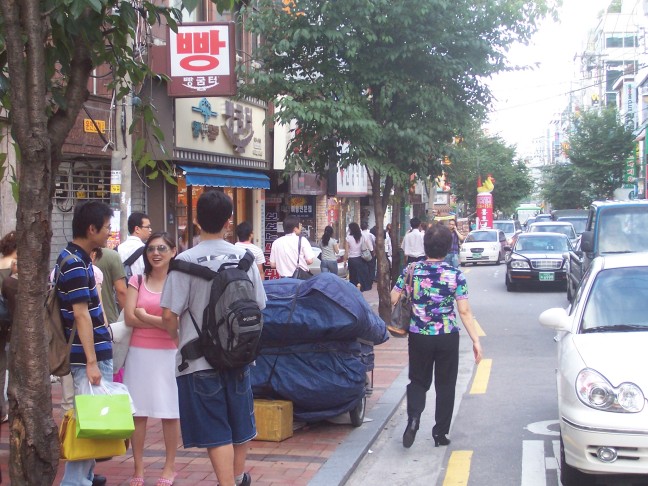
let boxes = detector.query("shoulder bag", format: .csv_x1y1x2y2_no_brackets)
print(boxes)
388,264,415,337
109,275,140,373
292,235,314,280
360,236,373,262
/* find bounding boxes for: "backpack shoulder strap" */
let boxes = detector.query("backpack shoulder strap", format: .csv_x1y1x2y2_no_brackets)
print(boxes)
169,259,217,280
124,246,145,267
55,253,83,286
237,250,255,272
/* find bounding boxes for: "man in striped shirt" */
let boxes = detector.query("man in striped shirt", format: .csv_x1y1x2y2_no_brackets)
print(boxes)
57,201,113,486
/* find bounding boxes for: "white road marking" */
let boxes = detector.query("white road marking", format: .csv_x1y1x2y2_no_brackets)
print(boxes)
522,440,548,486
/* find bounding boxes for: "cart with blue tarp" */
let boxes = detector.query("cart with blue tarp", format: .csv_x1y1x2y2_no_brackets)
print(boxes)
251,273,388,426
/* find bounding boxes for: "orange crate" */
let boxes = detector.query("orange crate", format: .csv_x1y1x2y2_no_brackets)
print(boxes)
253,399,293,442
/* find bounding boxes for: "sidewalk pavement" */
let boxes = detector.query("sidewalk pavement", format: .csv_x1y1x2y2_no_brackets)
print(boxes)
0,286,408,485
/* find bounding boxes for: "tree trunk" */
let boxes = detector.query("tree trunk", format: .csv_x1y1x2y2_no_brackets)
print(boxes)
8,146,60,485
370,172,391,324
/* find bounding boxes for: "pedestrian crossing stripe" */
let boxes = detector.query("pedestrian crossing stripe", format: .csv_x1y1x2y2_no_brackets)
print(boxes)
469,359,492,394
443,450,472,486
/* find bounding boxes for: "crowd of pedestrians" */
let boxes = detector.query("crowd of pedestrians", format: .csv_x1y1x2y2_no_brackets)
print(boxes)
0,205,479,485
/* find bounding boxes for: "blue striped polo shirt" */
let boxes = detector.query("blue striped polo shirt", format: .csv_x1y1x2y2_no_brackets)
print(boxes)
55,244,112,365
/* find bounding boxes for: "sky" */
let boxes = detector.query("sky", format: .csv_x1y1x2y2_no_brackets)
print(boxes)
486,0,612,152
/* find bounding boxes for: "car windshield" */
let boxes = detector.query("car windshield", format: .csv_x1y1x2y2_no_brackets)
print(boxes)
558,217,587,234
466,231,497,242
581,267,648,332
598,208,648,254
530,224,575,238
494,222,514,234
514,236,569,252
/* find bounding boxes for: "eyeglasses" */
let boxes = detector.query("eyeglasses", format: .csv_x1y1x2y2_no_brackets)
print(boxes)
146,245,170,254
140,225,152,230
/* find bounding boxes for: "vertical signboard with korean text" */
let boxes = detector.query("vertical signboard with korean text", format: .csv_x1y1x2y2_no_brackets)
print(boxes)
167,23,236,97
264,197,281,280
476,193,493,229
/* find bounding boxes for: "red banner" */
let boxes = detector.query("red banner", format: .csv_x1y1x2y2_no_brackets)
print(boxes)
476,193,493,229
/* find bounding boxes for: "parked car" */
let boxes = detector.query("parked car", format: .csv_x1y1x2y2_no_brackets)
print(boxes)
493,219,523,246
539,253,648,485
535,213,552,222
505,232,571,291
309,247,348,278
458,229,506,266
551,209,588,236
523,216,537,230
565,200,648,302
527,221,578,247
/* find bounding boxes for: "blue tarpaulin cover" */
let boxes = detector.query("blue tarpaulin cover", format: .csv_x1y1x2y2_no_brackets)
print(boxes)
251,273,388,421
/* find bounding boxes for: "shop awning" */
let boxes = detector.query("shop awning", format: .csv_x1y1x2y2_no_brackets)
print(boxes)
178,165,270,189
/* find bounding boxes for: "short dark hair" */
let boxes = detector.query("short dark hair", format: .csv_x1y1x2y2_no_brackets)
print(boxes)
361,221,369,231
424,224,452,259
410,217,421,230
236,221,253,242
283,215,299,234
127,212,149,234
72,201,113,239
0,231,17,256
196,191,232,234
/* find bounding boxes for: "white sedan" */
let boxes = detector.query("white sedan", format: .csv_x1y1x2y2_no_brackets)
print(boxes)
539,253,648,485
458,229,507,266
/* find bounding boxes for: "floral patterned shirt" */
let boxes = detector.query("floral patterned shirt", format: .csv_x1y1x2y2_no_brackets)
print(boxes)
393,261,468,335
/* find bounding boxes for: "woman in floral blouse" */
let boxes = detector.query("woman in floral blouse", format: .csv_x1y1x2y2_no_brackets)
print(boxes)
391,223,483,449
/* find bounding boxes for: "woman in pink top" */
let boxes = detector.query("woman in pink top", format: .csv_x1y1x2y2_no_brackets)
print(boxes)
124,232,179,486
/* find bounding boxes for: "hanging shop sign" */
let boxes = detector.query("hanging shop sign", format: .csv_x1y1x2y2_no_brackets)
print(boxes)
476,193,493,229
175,97,266,160
336,163,368,196
166,22,236,97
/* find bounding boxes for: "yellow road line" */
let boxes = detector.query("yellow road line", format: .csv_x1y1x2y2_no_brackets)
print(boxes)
443,450,473,486
473,319,485,337
470,358,492,395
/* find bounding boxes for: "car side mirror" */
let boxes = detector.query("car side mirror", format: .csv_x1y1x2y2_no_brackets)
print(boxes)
580,231,594,253
539,307,571,332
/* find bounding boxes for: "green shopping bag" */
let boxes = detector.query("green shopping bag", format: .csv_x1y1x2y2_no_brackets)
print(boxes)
74,383,134,439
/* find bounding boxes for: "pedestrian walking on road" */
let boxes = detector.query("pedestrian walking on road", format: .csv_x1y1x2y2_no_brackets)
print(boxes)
318,226,340,275
391,224,483,449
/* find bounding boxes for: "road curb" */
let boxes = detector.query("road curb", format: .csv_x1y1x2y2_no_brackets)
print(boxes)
307,366,409,486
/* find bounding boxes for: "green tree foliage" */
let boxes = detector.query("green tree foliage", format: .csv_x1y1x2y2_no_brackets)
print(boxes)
0,0,232,483
445,131,533,217
540,163,591,209
565,107,636,201
240,0,552,319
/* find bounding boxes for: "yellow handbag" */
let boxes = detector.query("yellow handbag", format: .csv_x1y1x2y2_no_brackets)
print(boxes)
59,410,127,461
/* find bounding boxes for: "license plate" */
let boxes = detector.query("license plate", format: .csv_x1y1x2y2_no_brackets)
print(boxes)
472,253,482,258
539,272,554,281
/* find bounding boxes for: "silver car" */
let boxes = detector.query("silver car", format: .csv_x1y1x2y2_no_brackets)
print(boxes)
539,253,648,485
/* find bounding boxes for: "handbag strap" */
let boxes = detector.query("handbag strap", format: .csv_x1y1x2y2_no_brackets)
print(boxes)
403,263,415,302
296,235,302,266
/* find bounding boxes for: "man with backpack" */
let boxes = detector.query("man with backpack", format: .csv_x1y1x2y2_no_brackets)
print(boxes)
56,201,114,486
117,211,152,279
161,191,266,486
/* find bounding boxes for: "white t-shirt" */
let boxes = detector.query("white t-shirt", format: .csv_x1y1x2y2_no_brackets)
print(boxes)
269,233,314,277
117,235,146,276
402,229,425,258
234,241,266,267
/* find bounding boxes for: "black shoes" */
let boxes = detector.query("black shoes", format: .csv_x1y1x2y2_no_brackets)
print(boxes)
433,434,451,447
239,472,252,486
92,475,107,486
402,417,419,448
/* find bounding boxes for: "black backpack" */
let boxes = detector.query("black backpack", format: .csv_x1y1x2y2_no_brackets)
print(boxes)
169,250,263,372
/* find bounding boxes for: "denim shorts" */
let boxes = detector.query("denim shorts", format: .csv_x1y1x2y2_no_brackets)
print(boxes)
176,367,256,448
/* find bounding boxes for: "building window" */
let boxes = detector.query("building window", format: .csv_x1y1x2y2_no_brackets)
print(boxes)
605,34,637,48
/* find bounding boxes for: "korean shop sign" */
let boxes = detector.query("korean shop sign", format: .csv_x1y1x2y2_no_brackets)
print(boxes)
167,22,236,97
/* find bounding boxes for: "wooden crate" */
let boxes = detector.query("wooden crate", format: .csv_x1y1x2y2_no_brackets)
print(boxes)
253,399,293,442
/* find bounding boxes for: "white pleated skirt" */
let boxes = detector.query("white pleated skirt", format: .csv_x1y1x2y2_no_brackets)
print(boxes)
123,346,180,419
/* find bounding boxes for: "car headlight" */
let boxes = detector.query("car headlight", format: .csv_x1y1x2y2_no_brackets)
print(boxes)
576,368,645,413
510,260,530,269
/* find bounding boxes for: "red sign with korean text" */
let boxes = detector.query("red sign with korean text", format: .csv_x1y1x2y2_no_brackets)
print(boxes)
166,23,236,97
476,193,493,229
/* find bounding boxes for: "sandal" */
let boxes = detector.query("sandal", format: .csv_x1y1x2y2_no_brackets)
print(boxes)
156,473,177,486
129,477,144,486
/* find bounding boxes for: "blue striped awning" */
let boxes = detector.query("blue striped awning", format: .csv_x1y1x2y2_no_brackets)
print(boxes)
178,165,270,189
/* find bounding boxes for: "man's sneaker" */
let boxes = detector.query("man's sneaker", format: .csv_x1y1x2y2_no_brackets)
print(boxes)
91,475,107,486
238,472,252,486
